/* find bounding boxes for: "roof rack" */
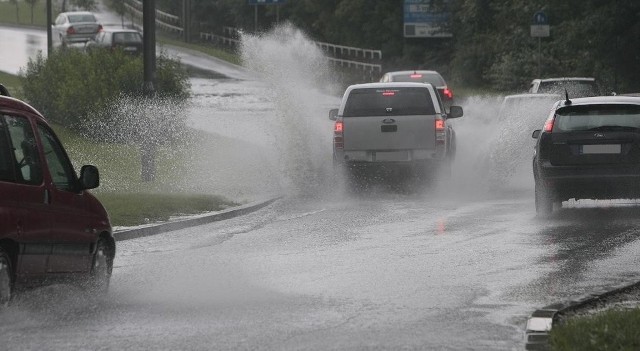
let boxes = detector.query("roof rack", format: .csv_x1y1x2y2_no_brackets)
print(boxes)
0,84,10,97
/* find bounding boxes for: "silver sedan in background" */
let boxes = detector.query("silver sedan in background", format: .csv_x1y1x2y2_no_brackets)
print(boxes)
52,11,102,47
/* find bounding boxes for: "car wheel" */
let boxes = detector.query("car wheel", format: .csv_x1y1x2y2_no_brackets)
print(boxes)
88,239,111,295
0,248,12,308
535,180,553,217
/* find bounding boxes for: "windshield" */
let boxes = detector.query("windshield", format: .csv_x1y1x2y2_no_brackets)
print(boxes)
554,104,640,131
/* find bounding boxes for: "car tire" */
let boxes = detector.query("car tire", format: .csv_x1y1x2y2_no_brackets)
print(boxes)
87,239,111,295
535,180,554,217
0,248,13,308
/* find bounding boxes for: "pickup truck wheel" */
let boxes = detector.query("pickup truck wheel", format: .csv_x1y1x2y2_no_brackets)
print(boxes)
0,248,12,308
535,181,553,217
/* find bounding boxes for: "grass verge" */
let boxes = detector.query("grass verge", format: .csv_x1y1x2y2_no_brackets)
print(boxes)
549,308,640,350
0,2,48,27
0,71,23,99
50,123,240,227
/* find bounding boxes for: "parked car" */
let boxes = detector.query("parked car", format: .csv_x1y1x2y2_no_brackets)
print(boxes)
379,70,454,108
0,84,114,307
52,11,102,47
532,95,640,216
329,82,463,189
85,28,143,55
528,77,600,97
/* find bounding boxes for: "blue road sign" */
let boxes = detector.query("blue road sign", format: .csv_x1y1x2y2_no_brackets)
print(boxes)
533,11,548,25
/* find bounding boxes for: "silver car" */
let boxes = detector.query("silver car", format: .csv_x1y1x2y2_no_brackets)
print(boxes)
52,11,102,47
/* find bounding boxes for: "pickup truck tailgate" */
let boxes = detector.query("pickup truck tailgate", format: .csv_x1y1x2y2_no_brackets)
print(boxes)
343,114,435,151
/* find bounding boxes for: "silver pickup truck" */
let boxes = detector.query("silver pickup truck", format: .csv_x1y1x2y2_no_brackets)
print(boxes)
329,82,463,188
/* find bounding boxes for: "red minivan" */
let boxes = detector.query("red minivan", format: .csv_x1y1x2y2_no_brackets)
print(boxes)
0,85,114,307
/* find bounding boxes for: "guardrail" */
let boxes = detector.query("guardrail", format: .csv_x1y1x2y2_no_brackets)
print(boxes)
125,0,184,35
315,42,382,61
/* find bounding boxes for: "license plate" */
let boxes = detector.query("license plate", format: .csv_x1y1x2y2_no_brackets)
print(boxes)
375,151,408,161
581,144,621,154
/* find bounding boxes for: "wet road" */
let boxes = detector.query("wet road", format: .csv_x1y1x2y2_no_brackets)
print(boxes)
2,24,640,350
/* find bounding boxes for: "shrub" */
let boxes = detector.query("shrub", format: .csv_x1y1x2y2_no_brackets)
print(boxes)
20,48,190,143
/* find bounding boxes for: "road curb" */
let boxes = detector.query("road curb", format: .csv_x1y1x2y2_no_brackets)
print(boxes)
113,197,280,241
524,280,640,350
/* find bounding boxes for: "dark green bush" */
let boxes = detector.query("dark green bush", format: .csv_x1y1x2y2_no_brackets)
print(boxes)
20,48,190,142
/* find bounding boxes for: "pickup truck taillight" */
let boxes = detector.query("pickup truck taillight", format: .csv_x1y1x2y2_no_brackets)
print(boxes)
435,117,446,157
334,120,344,149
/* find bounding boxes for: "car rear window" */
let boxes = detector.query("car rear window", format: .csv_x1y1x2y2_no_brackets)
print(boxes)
343,87,436,117
390,73,445,87
113,32,142,44
538,80,599,97
554,104,640,132
68,14,97,23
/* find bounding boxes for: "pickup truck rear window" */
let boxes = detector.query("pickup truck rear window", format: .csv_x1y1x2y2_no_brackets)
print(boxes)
554,104,640,132
343,87,436,117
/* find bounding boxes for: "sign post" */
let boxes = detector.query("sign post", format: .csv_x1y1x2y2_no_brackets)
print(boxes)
247,0,286,32
531,11,550,77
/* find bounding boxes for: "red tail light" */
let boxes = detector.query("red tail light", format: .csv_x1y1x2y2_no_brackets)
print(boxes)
97,24,103,32
67,26,76,35
410,74,423,79
334,121,344,149
543,115,555,132
443,88,453,99
435,118,445,145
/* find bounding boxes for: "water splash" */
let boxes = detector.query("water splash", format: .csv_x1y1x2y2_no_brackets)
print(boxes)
240,24,340,197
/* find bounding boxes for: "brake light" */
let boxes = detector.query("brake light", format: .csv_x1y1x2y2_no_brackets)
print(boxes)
97,24,103,32
435,117,445,145
410,74,423,79
382,91,395,96
67,26,76,35
443,88,453,99
334,120,344,149
543,115,555,132
435,119,445,130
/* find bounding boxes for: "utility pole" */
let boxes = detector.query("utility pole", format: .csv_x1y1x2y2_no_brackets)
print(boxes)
141,0,157,182
46,0,52,54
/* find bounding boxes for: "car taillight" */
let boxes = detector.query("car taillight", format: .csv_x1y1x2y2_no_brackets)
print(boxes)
543,115,555,132
443,88,453,100
334,120,344,149
97,24,103,32
67,26,76,35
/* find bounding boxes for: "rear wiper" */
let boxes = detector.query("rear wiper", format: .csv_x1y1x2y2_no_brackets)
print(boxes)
586,125,640,132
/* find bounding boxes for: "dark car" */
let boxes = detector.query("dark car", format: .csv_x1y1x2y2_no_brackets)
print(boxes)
52,11,102,47
85,28,143,55
379,70,454,108
532,95,640,216
0,84,114,307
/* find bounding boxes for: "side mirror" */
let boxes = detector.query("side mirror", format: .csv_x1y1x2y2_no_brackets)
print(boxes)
532,130,541,139
329,108,339,121
79,165,100,190
448,105,463,119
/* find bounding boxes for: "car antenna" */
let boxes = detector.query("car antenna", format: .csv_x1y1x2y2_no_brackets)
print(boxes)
564,88,572,105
